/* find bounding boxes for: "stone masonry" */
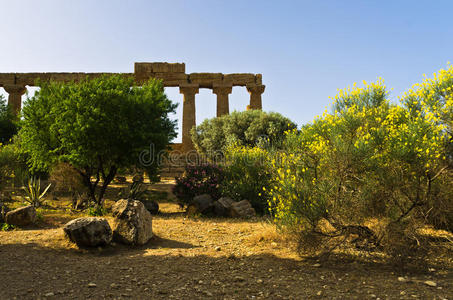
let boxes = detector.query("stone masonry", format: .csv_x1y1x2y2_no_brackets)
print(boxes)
0,62,265,152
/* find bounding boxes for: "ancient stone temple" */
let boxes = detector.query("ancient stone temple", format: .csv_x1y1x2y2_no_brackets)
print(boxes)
0,62,265,152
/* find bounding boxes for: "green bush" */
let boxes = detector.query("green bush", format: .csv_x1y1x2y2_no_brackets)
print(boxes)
191,110,296,156
221,145,273,214
0,140,29,189
19,75,177,207
0,95,17,144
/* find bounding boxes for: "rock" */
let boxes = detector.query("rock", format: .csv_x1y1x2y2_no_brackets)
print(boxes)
5,205,37,226
112,199,153,245
215,246,221,251
312,263,321,268
63,217,112,247
188,194,213,215
213,197,234,217
44,292,55,297
398,277,408,283
142,200,159,215
115,176,127,183
229,200,255,217
88,283,97,288
424,280,437,287
132,174,144,183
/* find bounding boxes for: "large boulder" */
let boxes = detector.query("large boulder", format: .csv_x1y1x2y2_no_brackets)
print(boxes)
213,197,235,217
112,199,153,245
187,194,213,215
5,205,37,226
63,217,112,247
230,200,256,217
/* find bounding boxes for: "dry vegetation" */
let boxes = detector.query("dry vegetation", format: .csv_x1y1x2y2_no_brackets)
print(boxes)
0,179,452,299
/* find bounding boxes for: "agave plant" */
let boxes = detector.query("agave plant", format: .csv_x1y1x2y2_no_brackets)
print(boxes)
23,176,51,207
127,181,148,201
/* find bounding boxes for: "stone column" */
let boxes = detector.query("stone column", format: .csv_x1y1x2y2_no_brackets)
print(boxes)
212,84,232,117
179,84,199,152
3,85,26,116
246,84,265,110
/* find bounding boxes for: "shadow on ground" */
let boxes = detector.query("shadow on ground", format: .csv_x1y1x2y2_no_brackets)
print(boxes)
0,240,451,300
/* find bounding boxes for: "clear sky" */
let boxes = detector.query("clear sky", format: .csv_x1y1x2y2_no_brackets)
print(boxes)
1,0,452,141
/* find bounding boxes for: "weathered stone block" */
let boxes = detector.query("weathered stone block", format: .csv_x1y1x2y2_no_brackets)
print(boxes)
188,194,213,215
255,74,263,85
213,197,235,217
15,73,46,86
230,200,256,217
0,73,15,86
112,199,153,245
5,205,37,226
134,62,185,74
48,73,83,83
189,73,223,87
152,72,188,86
63,217,112,247
223,74,256,86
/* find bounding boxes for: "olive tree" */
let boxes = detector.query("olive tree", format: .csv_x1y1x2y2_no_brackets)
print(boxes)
19,75,177,206
191,110,297,155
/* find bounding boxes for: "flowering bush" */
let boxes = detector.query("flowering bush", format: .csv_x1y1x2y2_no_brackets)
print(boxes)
172,164,224,207
222,145,273,214
268,70,452,256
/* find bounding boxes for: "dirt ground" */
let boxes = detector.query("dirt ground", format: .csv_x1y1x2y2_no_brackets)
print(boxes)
0,180,452,299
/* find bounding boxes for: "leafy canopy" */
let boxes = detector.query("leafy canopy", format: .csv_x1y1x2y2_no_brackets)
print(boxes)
19,75,177,205
191,110,296,156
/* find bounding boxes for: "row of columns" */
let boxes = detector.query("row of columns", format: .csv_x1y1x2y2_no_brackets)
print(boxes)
179,84,265,151
1,83,265,152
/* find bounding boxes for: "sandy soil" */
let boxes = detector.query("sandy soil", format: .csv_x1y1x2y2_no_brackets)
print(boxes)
0,181,451,299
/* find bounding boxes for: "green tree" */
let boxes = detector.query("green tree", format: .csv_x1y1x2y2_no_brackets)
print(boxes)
0,95,18,144
19,75,177,207
191,110,296,156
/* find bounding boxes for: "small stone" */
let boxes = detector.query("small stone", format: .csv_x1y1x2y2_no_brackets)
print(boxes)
44,292,54,297
400,291,406,295
215,246,221,251
428,268,436,272
88,283,97,288
271,242,278,248
204,291,213,297
257,279,263,283
398,277,407,282
370,294,376,298
317,291,322,296
424,280,437,287
313,263,321,268
110,283,117,288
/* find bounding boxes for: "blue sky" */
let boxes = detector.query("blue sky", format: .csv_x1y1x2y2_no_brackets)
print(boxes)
1,0,452,141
